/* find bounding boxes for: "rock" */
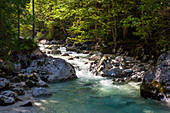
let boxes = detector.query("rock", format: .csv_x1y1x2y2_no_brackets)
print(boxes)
68,57,74,60
83,50,89,54
25,80,36,88
30,49,43,60
28,73,40,82
123,69,133,76
74,56,79,59
9,82,26,89
0,90,18,100
0,95,15,105
32,87,52,97
100,68,123,77
37,80,48,87
0,78,9,91
140,51,170,101
61,53,70,56
132,64,145,72
89,55,101,61
131,74,142,82
12,88,25,95
84,62,88,64
113,77,131,83
66,47,77,52
39,39,48,44
11,74,27,83
143,55,150,62
90,55,125,77
20,100,33,107
52,50,61,54
23,57,77,83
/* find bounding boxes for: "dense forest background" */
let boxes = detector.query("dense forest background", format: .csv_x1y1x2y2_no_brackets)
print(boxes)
0,0,169,61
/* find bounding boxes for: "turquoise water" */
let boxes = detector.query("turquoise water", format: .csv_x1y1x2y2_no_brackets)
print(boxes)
35,47,170,113
35,79,170,113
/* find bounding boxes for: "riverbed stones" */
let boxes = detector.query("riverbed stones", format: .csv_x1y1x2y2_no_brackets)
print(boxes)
32,87,52,97
140,51,170,101
90,54,147,83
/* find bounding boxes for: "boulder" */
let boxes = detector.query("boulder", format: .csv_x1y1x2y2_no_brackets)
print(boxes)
11,74,27,83
12,88,25,95
37,80,48,87
89,55,101,61
25,80,36,88
90,55,125,77
9,82,26,89
83,50,89,54
28,73,40,82
61,53,70,56
20,100,33,107
52,50,61,54
66,47,77,52
0,95,15,105
39,39,48,44
32,87,52,97
68,57,74,60
0,90,18,100
0,78,10,91
23,57,77,83
140,51,170,101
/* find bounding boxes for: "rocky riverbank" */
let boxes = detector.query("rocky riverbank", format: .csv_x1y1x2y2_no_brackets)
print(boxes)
0,39,169,112
141,51,170,102
0,42,77,112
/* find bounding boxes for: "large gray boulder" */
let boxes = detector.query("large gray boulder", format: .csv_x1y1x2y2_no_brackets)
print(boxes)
22,57,77,83
140,51,170,101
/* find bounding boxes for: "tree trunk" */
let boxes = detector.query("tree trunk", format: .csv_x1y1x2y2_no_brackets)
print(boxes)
95,1,98,41
32,0,35,39
123,27,128,39
18,5,20,40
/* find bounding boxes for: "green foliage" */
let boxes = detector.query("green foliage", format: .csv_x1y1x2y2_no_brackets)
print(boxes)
18,38,38,51
1,0,169,61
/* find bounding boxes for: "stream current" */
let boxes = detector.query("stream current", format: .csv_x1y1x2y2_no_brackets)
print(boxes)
35,46,170,113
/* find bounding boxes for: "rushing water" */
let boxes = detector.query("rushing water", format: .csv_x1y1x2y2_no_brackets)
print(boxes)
35,46,170,113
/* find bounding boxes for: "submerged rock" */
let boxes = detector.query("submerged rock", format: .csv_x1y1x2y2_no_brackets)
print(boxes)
32,87,52,97
140,51,170,101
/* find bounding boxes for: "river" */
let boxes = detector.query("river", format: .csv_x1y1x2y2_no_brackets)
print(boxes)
35,46,170,113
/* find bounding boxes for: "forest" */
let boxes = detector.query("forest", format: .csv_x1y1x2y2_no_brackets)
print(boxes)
0,0,170,112
0,0,169,61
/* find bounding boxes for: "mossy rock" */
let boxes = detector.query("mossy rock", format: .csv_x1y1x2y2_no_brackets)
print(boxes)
140,80,170,100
